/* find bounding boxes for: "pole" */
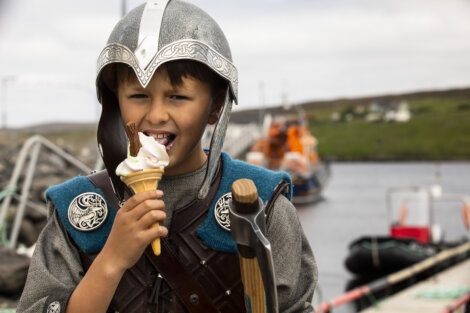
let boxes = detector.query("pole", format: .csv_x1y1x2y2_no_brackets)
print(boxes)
258,81,265,128
1,75,16,129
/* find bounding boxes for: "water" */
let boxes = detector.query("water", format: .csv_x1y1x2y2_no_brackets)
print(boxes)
297,162,470,307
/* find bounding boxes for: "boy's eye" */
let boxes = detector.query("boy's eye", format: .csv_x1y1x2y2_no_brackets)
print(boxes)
129,93,148,99
169,95,188,101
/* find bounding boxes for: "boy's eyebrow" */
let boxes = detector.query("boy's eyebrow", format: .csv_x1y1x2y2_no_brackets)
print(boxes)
168,84,187,91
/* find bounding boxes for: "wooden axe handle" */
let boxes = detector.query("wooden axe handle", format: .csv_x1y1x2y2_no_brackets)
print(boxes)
232,179,266,313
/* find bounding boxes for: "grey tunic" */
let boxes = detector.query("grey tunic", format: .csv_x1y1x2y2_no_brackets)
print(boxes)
17,163,317,313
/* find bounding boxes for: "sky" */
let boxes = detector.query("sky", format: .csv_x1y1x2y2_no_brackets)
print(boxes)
1,0,470,127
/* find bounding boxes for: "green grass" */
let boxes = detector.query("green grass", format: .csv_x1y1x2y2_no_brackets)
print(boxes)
309,97,470,160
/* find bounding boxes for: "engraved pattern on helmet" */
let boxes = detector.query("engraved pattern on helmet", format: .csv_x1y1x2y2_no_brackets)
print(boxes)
47,301,61,313
67,192,108,232
97,43,142,78
214,192,232,231
97,39,238,97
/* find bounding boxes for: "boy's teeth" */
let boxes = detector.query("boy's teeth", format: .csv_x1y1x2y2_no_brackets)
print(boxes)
148,133,174,146
155,137,169,145
151,134,173,146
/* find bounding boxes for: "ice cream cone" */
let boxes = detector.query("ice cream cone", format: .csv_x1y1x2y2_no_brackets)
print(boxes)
121,168,164,256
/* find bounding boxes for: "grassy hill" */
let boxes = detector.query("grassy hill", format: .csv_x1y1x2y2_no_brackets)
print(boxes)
308,91,470,161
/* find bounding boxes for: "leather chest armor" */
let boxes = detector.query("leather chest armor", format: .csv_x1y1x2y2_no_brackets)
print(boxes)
79,168,246,313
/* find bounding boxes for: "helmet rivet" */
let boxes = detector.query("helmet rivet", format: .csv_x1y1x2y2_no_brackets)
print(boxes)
189,294,199,305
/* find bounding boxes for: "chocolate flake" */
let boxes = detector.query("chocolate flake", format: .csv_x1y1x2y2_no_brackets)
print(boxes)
125,122,141,157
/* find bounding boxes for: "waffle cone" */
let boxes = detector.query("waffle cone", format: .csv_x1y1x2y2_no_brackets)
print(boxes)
121,168,164,193
121,168,164,256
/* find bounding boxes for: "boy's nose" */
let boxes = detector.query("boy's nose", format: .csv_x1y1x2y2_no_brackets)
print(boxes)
145,100,170,125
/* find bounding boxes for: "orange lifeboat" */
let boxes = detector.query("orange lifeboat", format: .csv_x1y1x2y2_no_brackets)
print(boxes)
247,115,330,204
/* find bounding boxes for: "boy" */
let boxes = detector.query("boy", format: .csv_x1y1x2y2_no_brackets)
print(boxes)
18,1,317,312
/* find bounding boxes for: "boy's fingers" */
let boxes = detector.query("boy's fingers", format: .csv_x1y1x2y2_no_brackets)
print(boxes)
128,199,165,220
121,189,163,212
137,209,167,229
143,225,168,242
122,190,156,211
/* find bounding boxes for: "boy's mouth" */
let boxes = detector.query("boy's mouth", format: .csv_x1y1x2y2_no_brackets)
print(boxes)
143,130,177,151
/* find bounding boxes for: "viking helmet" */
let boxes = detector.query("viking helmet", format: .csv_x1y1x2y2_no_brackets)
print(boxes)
96,0,238,201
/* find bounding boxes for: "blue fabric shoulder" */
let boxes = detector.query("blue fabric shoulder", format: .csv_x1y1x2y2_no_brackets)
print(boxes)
45,176,117,254
197,152,292,253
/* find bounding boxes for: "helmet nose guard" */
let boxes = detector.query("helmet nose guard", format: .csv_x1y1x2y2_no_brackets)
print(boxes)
96,0,238,201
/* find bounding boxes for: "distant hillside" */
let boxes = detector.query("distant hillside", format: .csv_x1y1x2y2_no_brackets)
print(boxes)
0,122,97,157
307,88,470,160
11,122,96,134
230,87,470,124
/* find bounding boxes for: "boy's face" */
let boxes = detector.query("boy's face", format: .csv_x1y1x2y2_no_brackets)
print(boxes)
118,68,217,176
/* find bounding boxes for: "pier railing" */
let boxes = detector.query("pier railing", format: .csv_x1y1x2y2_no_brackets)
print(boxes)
0,135,93,249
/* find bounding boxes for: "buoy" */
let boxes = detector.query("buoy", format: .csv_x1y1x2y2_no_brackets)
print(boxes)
398,202,409,226
461,202,470,230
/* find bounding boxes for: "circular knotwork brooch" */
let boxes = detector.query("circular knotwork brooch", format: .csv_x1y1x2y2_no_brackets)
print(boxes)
67,192,108,232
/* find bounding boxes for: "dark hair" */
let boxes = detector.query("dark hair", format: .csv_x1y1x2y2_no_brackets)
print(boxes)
114,60,228,98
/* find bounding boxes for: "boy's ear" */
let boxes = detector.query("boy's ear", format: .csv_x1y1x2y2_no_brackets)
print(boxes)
208,91,226,125
208,110,220,124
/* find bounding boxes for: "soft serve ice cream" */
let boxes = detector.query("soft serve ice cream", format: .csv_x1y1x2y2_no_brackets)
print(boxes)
116,132,169,177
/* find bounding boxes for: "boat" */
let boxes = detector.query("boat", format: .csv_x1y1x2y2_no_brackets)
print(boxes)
343,184,470,309
312,184,470,313
345,235,440,278
346,185,470,277
245,114,330,204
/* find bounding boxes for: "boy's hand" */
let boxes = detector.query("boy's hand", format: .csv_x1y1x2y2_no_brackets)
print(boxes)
100,189,167,274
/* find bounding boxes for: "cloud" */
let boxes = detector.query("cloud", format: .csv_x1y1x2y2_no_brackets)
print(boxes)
1,0,470,126
227,0,470,106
